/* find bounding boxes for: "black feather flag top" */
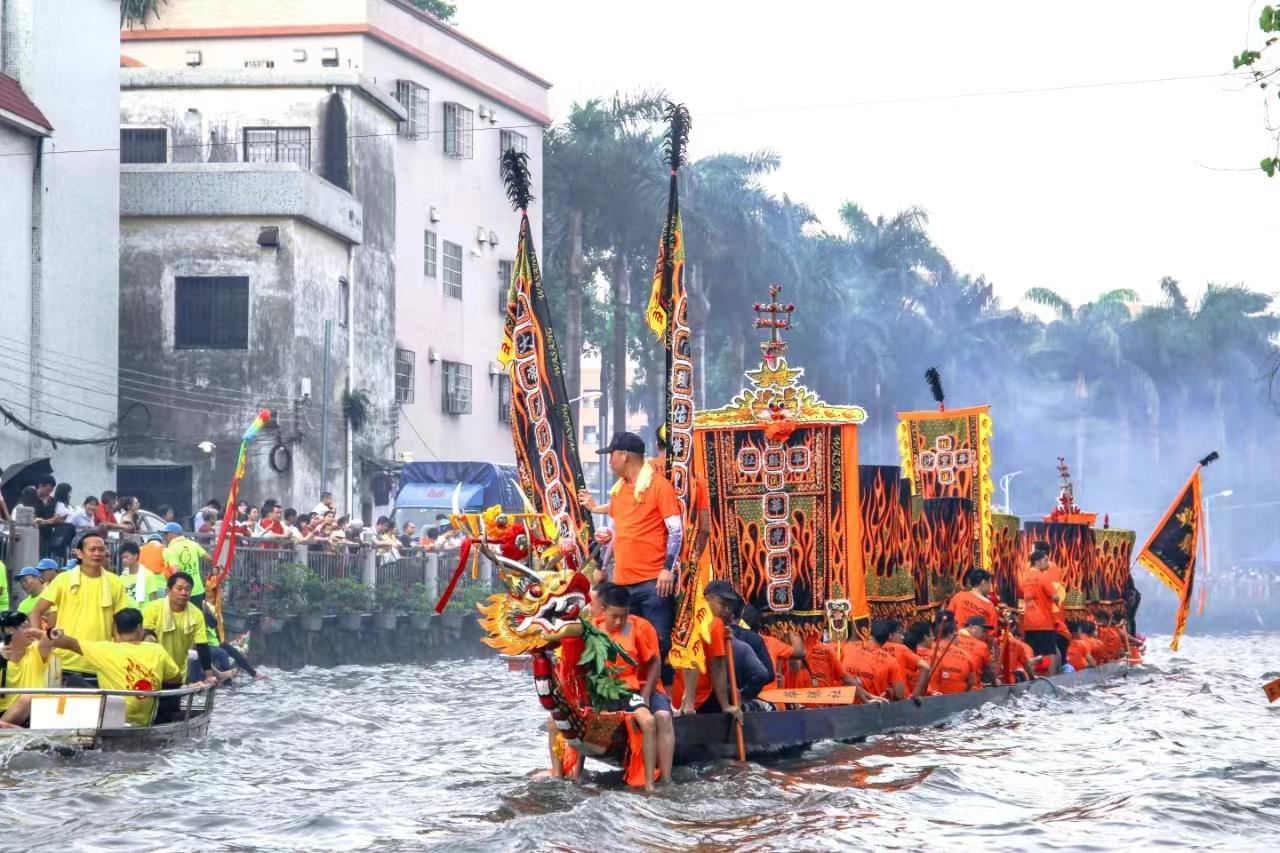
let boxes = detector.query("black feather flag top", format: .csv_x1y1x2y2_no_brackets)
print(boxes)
495,155,593,558
925,367,945,410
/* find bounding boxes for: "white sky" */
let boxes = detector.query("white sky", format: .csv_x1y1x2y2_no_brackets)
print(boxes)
458,0,1278,309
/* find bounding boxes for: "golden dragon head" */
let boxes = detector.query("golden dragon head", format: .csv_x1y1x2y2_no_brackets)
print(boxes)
476,549,591,656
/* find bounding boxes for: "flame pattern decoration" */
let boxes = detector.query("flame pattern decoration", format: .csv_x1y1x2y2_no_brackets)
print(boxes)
1022,521,1096,616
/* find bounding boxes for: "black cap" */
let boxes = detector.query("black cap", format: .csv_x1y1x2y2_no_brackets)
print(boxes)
597,431,645,456
965,615,992,630
704,579,743,604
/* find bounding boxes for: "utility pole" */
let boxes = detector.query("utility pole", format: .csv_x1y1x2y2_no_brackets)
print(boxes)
320,320,332,494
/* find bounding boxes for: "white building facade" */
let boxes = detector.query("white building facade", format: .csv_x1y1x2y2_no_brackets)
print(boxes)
120,0,552,468
0,0,120,494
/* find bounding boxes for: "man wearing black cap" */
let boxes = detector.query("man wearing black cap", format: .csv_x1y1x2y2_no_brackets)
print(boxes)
579,432,684,681
673,579,742,721
954,615,997,687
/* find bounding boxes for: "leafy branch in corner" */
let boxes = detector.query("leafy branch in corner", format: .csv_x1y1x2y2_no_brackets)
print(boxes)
577,618,636,709
1233,4,1280,177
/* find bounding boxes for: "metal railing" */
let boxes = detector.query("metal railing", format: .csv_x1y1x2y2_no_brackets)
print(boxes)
0,681,216,729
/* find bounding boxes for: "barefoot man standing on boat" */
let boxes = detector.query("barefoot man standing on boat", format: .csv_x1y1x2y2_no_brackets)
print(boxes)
579,431,684,685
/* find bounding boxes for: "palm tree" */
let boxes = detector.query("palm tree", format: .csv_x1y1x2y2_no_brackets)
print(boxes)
1023,287,1146,488
543,92,665,428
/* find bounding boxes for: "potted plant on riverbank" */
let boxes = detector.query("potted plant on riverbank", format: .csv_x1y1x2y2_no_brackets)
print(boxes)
329,577,372,631
442,584,492,633
300,570,330,632
261,562,310,634
407,583,435,631
373,584,404,631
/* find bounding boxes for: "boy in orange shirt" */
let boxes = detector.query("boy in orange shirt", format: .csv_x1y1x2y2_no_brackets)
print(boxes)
596,584,672,790
928,621,976,694
885,620,932,695
953,616,997,688
1065,622,1097,671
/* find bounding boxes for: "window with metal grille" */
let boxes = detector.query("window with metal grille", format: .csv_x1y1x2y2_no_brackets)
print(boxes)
243,127,311,169
424,230,438,278
442,240,463,299
394,80,430,138
395,348,415,404
497,374,511,424
120,128,167,163
498,259,513,313
442,361,472,415
499,129,527,156
443,103,474,158
174,276,249,349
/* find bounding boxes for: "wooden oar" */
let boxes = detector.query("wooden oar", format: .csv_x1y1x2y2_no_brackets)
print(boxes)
723,633,746,762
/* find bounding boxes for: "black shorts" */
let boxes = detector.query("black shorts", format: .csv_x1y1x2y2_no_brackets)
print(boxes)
1025,631,1060,657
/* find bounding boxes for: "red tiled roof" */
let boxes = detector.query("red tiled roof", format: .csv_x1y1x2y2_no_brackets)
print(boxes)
0,73,53,132
121,54,146,67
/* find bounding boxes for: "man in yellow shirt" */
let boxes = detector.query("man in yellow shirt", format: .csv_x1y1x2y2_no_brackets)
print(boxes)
120,542,165,605
14,567,45,617
143,572,217,685
50,608,181,728
0,609,55,727
162,523,211,608
29,532,129,685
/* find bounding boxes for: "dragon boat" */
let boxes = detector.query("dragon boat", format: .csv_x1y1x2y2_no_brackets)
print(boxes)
454,120,1166,778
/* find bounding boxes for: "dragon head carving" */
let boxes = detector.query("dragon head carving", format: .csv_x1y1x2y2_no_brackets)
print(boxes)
477,556,592,656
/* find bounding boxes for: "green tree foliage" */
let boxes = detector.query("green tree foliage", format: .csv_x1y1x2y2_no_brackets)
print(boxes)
120,0,164,29
1235,4,1280,176
407,0,457,22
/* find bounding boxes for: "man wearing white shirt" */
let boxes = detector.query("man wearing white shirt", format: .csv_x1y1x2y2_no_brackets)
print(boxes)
66,496,100,529
311,491,335,518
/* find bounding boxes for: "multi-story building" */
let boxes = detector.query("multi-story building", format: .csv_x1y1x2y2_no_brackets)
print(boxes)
116,69,402,518
120,0,552,472
0,0,120,494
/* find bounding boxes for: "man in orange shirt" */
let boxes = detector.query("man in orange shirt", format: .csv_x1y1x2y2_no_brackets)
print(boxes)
1097,614,1124,662
885,620,932,694
673,580,741,723
654,425,711,566
580,432,684,682
1081,620,1108,664
947,569,999,635
928,621,976,694
1021,546,1062,673
1006,625,1040,683
597,584,672,790
953,616,997,688
1065,622,1097,671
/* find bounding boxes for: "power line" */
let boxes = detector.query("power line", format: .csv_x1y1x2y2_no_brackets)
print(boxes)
0,69,1246,160
398,408,441,461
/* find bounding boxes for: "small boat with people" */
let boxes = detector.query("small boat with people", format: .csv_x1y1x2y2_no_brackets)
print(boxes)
0,682,216,753
436,104,1213,790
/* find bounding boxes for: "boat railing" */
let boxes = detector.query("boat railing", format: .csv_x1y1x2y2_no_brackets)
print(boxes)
0,681,216,730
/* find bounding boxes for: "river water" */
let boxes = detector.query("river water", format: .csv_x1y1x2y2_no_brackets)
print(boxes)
2,633,1278,852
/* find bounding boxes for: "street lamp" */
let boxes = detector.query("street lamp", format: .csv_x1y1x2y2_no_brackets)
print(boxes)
1201,489,1233,615
999,470,1024,515
568,389,605,502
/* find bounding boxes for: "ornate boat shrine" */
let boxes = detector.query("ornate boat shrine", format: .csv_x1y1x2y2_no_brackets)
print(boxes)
460,279,1143,769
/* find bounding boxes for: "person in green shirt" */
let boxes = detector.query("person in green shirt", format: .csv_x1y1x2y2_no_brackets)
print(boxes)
0,559,8,611
161,524,210,607
119,542,165,605
142,572,216,684
13,567,45,616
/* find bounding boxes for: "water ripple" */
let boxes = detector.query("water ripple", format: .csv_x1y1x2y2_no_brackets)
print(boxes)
1,634,1278,851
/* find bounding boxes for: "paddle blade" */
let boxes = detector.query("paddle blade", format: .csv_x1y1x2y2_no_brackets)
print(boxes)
1264,675,1280,704
757,685,861,706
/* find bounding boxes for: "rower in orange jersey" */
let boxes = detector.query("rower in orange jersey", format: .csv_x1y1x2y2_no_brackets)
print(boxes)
1005,625,1040,683
841,620,928,701
1081,620,1109,664
1097,613,1125,662
1065,621,1097,671
927,620,976,694
952,615,997,688
946,569,998,638
886,620,932,695
786,630,883,704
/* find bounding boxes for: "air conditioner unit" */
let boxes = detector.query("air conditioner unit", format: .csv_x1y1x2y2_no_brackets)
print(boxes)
428,206,441,223
476,226,489,244
185,50,203,67
478,105,490,120
396,450,415,463
488,361,503,377
293,49,308,63
489,111,498,124
427,347,439,363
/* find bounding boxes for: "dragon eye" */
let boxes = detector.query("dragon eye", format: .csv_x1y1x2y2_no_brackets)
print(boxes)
527,583,542,599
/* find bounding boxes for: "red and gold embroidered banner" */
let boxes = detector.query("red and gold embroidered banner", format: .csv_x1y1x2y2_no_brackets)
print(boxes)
897,405,994,573
1136,466,1203,650
858,465,916,620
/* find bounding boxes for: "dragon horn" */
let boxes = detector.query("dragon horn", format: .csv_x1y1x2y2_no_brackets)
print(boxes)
514,479,536,515
451,483,463,518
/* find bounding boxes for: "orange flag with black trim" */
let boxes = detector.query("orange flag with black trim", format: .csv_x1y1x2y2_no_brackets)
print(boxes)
1264,675,1280,703
1135,453,1216,651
